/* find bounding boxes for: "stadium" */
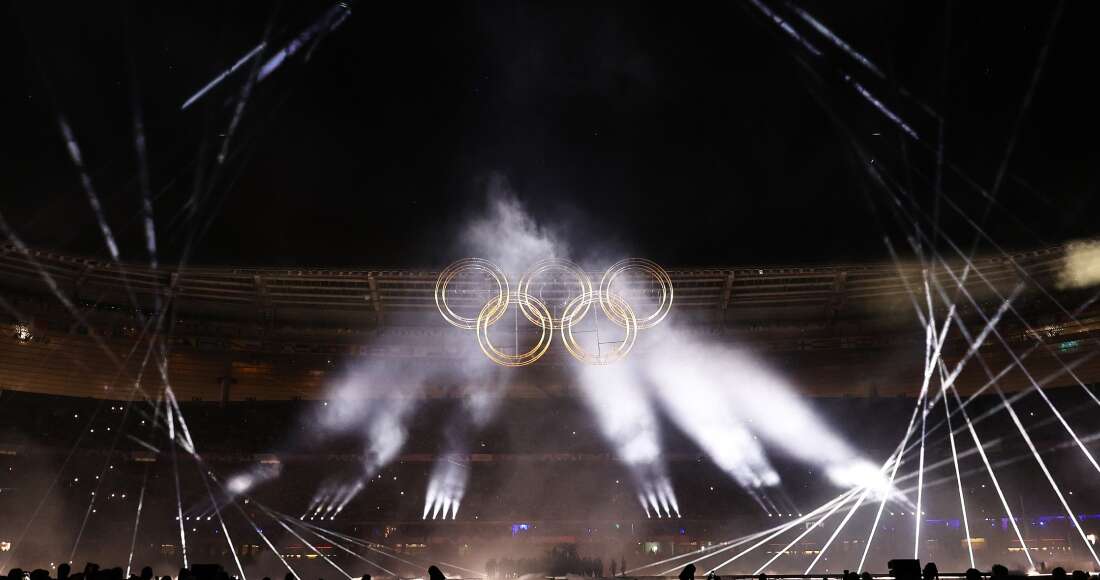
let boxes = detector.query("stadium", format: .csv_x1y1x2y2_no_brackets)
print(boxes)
2,2,1099,580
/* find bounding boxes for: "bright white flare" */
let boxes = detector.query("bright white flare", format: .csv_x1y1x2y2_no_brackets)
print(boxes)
1058,239,1100,289
423,460,467,520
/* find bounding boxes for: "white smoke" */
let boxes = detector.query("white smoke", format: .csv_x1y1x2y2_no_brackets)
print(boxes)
1058,239,1100,289
460,178,565,276
637,325,884,490
423,459,468,520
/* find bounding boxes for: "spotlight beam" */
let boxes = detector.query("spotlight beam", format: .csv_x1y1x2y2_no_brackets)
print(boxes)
857,385,927,571
942,369,1035,569
284,517,398,576
753,492,851,575
939,364,975,568
701,488,861,575
261,506,354,580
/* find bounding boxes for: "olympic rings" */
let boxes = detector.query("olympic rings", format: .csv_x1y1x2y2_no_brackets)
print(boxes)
475,292,554,367
516,258,593,330
599,258,674,330
435,257,673,366
435,258,509,330
560,291,637,365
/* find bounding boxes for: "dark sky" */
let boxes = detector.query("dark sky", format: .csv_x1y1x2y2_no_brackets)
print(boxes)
2,1,1097,268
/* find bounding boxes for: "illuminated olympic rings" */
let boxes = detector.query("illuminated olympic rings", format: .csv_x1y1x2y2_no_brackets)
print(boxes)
435,257,673,366
435,258,509,330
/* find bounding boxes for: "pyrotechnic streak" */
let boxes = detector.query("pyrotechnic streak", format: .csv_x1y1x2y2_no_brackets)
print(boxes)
181,43,267,110
783,2,884,78
744,0,821,57
128,48,159,274
258,2,352,82
939,365,975,568
57,118,121,260
844,75,919,139
753,493,851,575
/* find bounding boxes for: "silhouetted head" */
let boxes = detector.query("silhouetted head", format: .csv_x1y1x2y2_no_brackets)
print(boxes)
30,570,50,580
58,564,72,580
965,569,982,580
862,573,873,580
6,568,24,580
285,573,295,580
679,564,696,580
140,567,153,580
428,566,446,580
991,565,1009,578
923,562,939,580
1051,569,1068,580
758,573,767,580
361,575,371,580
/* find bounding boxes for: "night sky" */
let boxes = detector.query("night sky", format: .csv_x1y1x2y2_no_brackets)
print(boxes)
2,1,1097,268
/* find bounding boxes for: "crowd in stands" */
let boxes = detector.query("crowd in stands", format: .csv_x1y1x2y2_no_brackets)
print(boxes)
6,560,1100,580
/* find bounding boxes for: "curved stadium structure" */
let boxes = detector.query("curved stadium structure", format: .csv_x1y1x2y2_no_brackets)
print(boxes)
2,242,1098,401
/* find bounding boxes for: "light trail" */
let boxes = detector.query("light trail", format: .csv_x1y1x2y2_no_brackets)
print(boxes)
700,488,861,575
293,515,484,577
936,257,1100,478
192,463,247,580
181,43,267,110
804,485,873,574
262,507,354,580
913,397,927,560
744,0,821,57
285,519,398,577
753,492,851,574
68,325,164,563
783,1,885,78
167,402,189,569
857,393,924,572
993,383,1100,565
942,371,1034,569
124,463,150,578
940,365,974,568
